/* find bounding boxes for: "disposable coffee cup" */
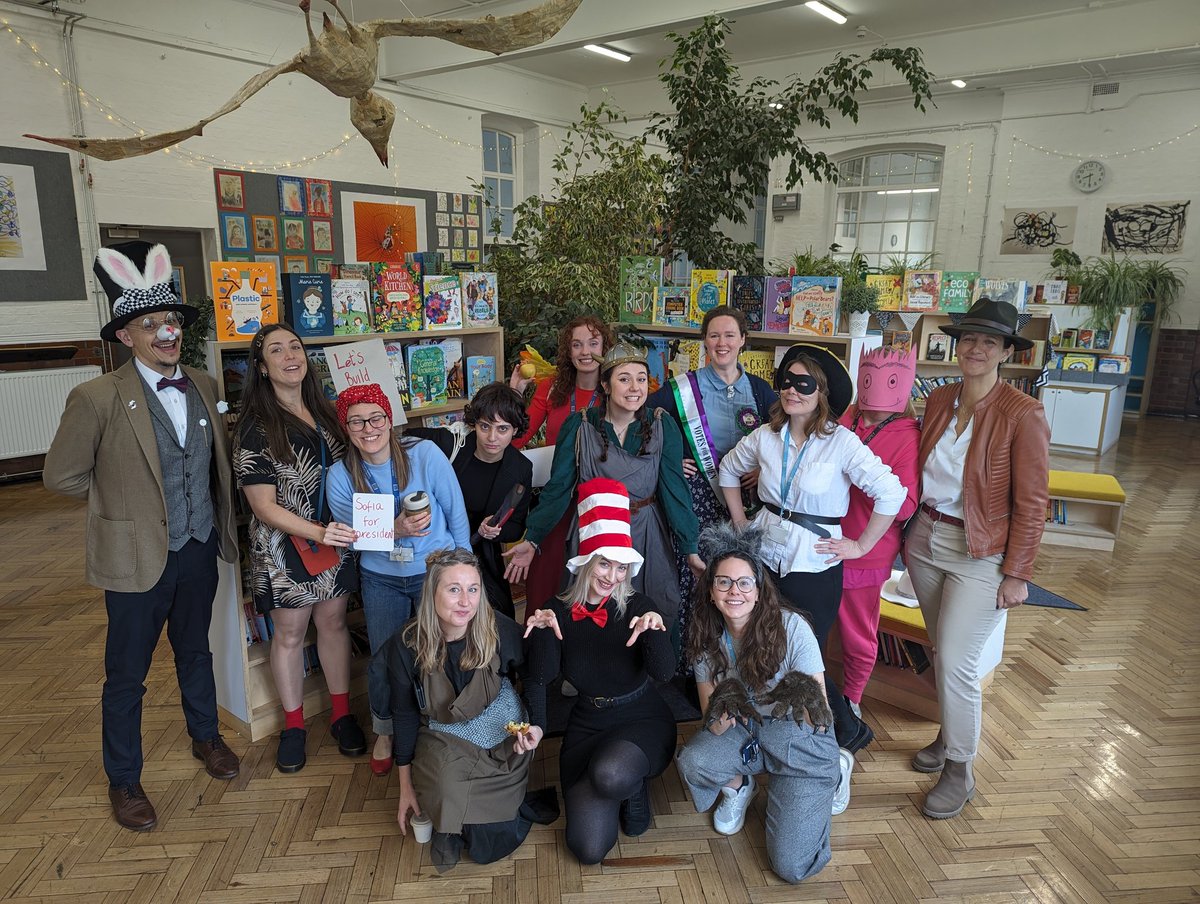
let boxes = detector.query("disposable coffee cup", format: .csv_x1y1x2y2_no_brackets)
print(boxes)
403,491,431,519
410,813,433,843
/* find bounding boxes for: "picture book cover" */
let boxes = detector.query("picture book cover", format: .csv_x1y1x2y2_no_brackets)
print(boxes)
1059,328,1078,349
1065,284,1082,305
382,342,413,409
419,338,464,399
211,261,279,341
903,270,943,311
405,343,448,408
423,412,466,427
644,337,672,393
738,350,774,384
654,286,690,327
423,274,464,330
466,355,496,398
884,329,913,354
303,348,336,403
866,274,904,312
939,271,978,313
1062,353,1096,372
336,263,371,281
371,262,422,332
689,269,733,326
1014,339,1046,367
284,273,333,339
925,333,951,362
1092,329,1112,351
1077,329,1095,350
618,257,663,325
730,275,765,332
671,338,707,376
331,278,372,335
763,276,796,333
460,272,498,327
972,278,1029,310
1097,355,1130,374
1034,280,1068,305
789,276,841,336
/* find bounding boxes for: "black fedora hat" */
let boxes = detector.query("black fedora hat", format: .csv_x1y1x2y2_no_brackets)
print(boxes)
941,297,1034,351
774,343,853,418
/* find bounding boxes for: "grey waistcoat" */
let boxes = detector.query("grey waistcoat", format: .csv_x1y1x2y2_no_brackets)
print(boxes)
142,377,216,551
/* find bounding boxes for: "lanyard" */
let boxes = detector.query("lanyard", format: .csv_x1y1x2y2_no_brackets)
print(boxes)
362,457,401,510
852,412,900,446
778,432,813,512
570,388,599,414
722,630,757,704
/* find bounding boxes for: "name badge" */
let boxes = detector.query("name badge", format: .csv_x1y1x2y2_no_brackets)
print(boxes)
766,513,791,545
389,546,415,563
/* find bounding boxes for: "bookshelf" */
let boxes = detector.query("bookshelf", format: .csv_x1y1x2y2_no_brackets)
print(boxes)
1042,470,1125,552
205,325,504,741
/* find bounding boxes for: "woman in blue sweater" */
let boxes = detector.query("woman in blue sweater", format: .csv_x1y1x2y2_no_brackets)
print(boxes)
326,383,470,774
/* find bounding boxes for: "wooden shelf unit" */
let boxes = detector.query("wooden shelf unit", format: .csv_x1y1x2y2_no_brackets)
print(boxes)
1042,472,1124,552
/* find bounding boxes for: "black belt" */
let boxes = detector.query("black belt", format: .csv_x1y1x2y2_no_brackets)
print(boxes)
761,502,841,539
580,677,651,709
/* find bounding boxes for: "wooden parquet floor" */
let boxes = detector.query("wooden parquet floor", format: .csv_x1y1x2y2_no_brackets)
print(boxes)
1,417,1198,903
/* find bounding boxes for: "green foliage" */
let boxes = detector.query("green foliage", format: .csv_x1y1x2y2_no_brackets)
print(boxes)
180,295,214,371
879,252,936,276
649,16,934,272
1072,254,1187,329
841,281,880,314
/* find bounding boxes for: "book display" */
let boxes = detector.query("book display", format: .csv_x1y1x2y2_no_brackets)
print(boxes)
618,256,663,325
789,276,841,336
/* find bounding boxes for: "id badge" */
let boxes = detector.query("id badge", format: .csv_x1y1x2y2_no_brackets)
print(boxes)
740,736,759,765
766,514,791,546
389,546,415,563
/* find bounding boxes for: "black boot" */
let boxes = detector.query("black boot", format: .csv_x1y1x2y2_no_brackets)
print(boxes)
619,780,652,837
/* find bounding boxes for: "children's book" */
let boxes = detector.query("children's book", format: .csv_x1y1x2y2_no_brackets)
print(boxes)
211,261,279,340
1077,329,1095,350
1059,328,1078,348
405,343,448,408
939,271,977,313
1014,340,1046,367
419,338,464,399
618,257,663,325
371,262,422,332
903,270,943,311
335,263,371,281
331,278,372,335
763,276,796,333
972,278,1029,311
1034,280,1068,305
1097,355,1130,374
382,342,413,409
654,286,690,327
1065,285,1082,305
884,329,913,354
925,333,951,362
738,350,774,384
1062,353,1096,372
423,274,463,330
730,275,765,332
423,412,466,427
460,272,498,327
284,273,333,339
304,348,336,403
1092,329,1112,351
465,355,496,398
866,274,904,312
405,251,445,275
789,276,841,336
671,339,707,376
643,337,673,394
689,269,732,326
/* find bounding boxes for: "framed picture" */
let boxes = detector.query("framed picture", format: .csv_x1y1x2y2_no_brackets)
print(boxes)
283,254,308,274
221,213,250,251
252,215,278,253
311,218,334,253
281,216,307,252
340,190,427,263
226,255,251,262
214,170,245,210
313,256,334,274
171,265,187,301
278,175,306,215
306,179,333,217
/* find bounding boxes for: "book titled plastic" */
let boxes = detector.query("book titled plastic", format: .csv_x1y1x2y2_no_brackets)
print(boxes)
939,271,977,313
789,276,841,336
465,355,496,398
972,278,1029,311
763,275,796,333
212,261,280,340
405,343,448,408
903,270,943,311
730,275,765,332
460,272,498,327
654,286,690,326
330,278,372,335
1035,280,1068,305
382,342,413,408
284,273,334,339
423,274,463,330
618,256,663,325
1062,353,1096,372
371,262,422,332
866,274,904,312
689,269,733,326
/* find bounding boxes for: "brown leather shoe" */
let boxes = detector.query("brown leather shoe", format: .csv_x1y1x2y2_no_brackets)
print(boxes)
109,784,157,831
192,736,240,780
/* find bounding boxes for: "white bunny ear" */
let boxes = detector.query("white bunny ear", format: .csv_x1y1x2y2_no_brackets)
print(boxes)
96,248,147,290
143,244,173,287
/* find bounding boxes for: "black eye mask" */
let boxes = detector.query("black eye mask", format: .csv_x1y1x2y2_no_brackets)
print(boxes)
779,372,818,395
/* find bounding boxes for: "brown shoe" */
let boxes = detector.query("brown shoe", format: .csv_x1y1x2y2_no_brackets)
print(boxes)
109,784,157,831
192,736,240,780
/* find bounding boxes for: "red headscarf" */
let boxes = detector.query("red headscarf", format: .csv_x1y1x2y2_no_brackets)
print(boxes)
335,383,392,425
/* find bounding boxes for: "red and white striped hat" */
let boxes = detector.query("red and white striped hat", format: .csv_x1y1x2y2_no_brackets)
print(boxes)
566,477,645,575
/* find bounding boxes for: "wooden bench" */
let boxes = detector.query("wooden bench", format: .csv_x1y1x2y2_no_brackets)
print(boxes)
1043,469,1125,552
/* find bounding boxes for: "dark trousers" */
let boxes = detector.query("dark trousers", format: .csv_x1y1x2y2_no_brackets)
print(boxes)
770,563,859,748
102,531,220,787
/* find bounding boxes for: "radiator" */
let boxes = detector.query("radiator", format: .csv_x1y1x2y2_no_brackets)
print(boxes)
0,366,101,459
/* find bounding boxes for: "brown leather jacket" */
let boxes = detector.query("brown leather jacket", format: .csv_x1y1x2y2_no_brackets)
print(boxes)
918,380,1050,581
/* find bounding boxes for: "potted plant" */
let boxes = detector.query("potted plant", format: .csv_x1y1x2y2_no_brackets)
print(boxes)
1138,259,1185,325
841,281,879,337
1077,255,1147,330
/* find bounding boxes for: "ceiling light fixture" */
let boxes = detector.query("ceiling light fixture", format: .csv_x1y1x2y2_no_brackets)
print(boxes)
804,1,848,25
584,44,632,62
768,102,783,110
951,78,967,88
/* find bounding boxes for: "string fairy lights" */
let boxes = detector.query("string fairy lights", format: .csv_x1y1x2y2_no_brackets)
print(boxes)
1007,123,1200,186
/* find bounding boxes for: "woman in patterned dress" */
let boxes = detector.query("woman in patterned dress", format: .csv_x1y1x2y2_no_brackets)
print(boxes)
234,323,367,773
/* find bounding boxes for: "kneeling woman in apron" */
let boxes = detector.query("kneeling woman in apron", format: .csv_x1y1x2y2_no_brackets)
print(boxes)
371,548,542,869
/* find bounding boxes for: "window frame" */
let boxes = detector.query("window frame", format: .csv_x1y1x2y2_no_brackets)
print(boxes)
482,127,517,241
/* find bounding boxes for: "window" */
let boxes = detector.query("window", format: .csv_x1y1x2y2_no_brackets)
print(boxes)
482,128,516,239
832,149,942,269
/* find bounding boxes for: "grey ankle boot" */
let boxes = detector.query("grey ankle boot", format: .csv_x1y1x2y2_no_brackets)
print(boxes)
921,758,975,819
911,733,945,773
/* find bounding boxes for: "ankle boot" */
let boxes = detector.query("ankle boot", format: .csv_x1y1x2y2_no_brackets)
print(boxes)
911,732,945,773
921,758,975,819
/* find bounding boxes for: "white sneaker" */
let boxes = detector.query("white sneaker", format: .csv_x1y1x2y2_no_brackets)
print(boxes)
713,774,756,835
848,699,862,719
832,748,854,816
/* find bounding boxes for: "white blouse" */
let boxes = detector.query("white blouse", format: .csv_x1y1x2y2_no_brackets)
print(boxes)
920,404,971,520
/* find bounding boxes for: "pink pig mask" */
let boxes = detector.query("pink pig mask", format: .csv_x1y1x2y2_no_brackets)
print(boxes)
856,346,917,413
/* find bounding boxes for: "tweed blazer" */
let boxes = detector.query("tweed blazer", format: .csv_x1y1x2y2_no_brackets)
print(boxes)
43,359,237,593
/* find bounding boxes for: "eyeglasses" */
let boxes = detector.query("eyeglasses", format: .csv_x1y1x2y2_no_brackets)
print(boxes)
128,312,183,334
346,413,389,432
713,576,757,593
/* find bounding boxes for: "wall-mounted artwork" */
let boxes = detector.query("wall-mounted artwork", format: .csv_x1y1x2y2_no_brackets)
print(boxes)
278,176,306,216
283,255,308,274
282,216,307,252
1102,201,1189,254
999,206,1075,255
215,171,245,210
341,191,427,263
307,179,333,217
222,213,249,251
311,218,334,254
0,162,45,271
253,215,278,253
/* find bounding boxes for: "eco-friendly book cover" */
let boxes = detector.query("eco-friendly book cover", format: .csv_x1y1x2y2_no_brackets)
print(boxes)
654,286,690,327
211,261,279,340
1062,353,1096,372
331,278,372,335
460,272,498,327
789,276,841,336
1034,280,1068,305
423,274,463,330
972,278,1029,311
371,262,422,332
405,343,448,408
618,257,663,325
689,269,732,326
938,271,978,313
925,333,950,361
866,274,904,312
738,350,774,384
763,276,796,333
465,355,496,398
903,270,943,311
730,275,765,332
284,273,333,339
420,338,464,399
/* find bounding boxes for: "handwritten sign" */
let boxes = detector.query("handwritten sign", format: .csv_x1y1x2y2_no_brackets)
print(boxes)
352,492,395,551
328,337,408,425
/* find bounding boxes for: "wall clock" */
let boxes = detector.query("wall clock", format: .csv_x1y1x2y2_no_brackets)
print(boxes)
1071,159,1106,193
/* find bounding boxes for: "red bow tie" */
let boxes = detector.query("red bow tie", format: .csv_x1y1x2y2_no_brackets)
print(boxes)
157,375,189,393
570,602,608,628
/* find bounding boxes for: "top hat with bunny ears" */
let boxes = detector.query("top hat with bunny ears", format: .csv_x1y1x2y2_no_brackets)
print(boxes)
96,241,197,342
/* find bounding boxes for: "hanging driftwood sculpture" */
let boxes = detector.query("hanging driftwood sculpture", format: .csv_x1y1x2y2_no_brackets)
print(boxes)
27,0,583,165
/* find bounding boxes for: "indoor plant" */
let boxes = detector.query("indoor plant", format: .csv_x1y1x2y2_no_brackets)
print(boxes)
841,281,879,337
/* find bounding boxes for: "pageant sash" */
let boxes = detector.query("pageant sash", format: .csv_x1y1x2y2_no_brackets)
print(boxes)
670,371,725,507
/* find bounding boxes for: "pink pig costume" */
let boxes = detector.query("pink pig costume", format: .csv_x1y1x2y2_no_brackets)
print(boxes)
836,347,921,704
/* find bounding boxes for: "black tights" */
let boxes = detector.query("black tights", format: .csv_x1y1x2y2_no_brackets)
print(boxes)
564,739,650,865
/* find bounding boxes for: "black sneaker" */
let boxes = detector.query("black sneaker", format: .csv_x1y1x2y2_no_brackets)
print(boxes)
330,714,367,757
619,780,652,837
276,727,307,773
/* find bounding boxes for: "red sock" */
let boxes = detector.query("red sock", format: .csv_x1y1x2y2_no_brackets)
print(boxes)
284,706,305,731
330,692,350,724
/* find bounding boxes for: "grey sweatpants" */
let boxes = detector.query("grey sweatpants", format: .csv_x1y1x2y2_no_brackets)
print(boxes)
676,717,839,884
